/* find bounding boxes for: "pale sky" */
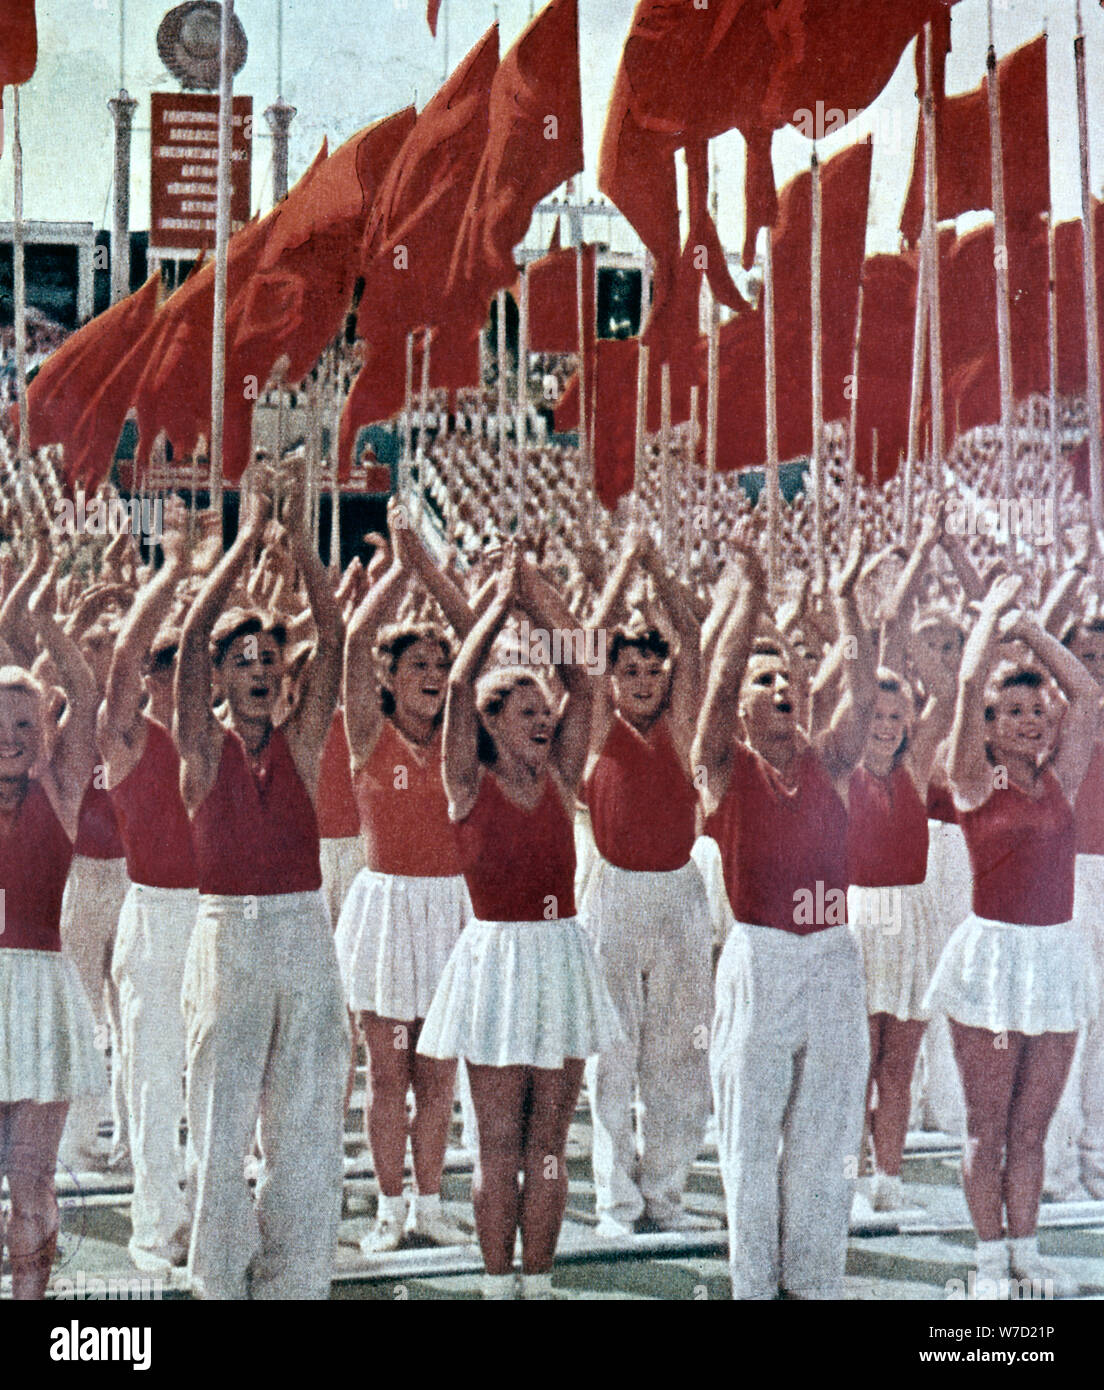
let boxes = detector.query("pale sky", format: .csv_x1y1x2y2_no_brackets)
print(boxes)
3,0,1104,258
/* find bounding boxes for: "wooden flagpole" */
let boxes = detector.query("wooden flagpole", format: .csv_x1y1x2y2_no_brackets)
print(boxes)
923,25,946,484
1075,2,1104,530
12,89,29,464
496,288,509,465
904,223,929,542
1046,211,1060,570
633,342,649,513
208,0,235,518
705,294,719,565
660,363,673,559
810,149,825,589
763,240,780,600
417,325,432,526
517,264,529,527
401,330,415,505
986,3,1016,503
844,278,864,542
684,384,699,578
330,360,342,577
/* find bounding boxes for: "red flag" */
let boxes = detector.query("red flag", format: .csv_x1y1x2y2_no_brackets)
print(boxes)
853,251,921,482
447,0,582,312
0,1,37,91
1051,202,1104,399
427,0,442,38
356,27,500,341
591,338,641,510
527,234,595,353
337,335,408,479
932,224,999,438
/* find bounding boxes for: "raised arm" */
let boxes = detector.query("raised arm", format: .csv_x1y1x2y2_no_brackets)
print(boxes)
343,549,409,771
0,534,51,667
816,530,880,784
880,507,942,671
639,533,701,729
393,517,477,641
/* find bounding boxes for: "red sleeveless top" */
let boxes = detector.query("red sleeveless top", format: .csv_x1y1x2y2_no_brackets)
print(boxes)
454,772,576,922
354,721,459,877
585,715,697,871
926,778,958,825
1073,741,1104,856
0,781,74,952
847,763,929,887
317,710,360,840
706,740,848,935
110,718,197,890
75,780,125,860
191,727,321,896
959,772,1075,925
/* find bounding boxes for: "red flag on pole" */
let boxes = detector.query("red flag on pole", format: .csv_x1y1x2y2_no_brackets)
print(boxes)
0,1,37,90
590,337,640,510
854,251,921,482
527,233,594,353
427,0,442,38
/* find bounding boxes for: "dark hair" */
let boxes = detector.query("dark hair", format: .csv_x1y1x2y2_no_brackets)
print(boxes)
474,670,548,765
146,642,179,675
1062,617,1104,649
608,625,670,668
375,623,453,720
872,669,912,762
750,639,784,659
210,609,288,668
983,667,1045,722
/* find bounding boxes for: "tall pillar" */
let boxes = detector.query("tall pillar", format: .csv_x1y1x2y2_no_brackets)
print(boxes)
264,97,297,203
108,89,138,304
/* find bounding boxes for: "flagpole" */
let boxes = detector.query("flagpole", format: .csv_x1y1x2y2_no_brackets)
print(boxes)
12,89,29,464
660,362,673,560
208,0,235,519
923,25,946,485
576,244,592,538
330,363,342,578
905,226,929,543
517,264,529,528
1046,211,1060,571
1075,2,1104,530
402,330,415,506
986,6,1016,505
633,342,649,513
705,294,719,570
684,384,698,579
809,149,825,590
417,326,432,528
763,240,780,601
844,278,864,542
496,289,509,495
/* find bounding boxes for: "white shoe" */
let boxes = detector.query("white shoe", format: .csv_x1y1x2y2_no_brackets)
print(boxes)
359,1216,405,1256
644,1207,719,1232
1008,1237,1081,1298
594,1215,635,1240
407,1204,474,1246
519,1271,558,1300
481,1272,519,1300
971,1239,1011,1300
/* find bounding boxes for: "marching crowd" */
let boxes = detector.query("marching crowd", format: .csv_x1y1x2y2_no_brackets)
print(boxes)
0,395,1103,1302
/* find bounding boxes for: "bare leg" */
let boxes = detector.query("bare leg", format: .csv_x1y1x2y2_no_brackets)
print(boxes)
4,1100,69,1300
361,1012,416,1198
1004,1031,1079,1238
950,1021,1021,1242
466,1064,527,1274
870,1016,927,1177
408,1018,458,1195
519,1060,586,1274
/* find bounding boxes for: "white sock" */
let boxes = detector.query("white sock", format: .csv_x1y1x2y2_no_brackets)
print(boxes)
481,1272,517,1300
413,1192,441,1220
975,1238,1009,1272
377,1194,407,1224
520,1272,554,1299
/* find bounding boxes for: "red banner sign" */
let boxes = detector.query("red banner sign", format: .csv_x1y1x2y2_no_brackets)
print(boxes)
150,93,252,250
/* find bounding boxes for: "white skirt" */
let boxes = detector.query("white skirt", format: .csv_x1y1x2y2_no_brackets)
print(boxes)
0,949,108,1104
417,915,625,1069
922,913,1101,1036
334,868,469,1021
925,820,973,938
848,880,937,1022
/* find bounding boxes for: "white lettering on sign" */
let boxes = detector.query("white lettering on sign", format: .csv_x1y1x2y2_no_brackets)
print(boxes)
167,183,217,196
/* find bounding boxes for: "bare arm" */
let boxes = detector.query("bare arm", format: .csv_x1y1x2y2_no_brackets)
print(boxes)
343,558,408,771
949,573,1023,811
816,531,879,784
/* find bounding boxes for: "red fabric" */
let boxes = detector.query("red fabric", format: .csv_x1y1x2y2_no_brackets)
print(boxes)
1074,742,1104,857
853,250,920,482
846,763,929,888
454,772,576,921
706,740,848,935
960,774,1075,925
926,778,958,824
448,0,582,316
934,224,999,437
354,722,460,877
0,780,72,953
26,273,161,465
75,781,125,861
603,0,954,268
192,728,322,896
585,715,697,871
591,337,640,510
1051,202,1104,400
0,0,36,90
110,718,197,889
426,0,441,37
356,27,500,342
528,237,594,353
316,710,360,841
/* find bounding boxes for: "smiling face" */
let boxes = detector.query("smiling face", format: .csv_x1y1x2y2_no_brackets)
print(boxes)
864,688,911,765
740,651,796,746
610,645,670,729
215,631,285,725
0,684,42,780
389,638,452,724
909,621,963,686
485,678,555,774
988,682,1051,764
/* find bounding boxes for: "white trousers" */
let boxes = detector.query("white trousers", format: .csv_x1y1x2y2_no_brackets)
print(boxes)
711,923,869,1300
111,884,199,1261
58,855,131,1164
182,891,350,1300
584,859,713,1225
319,836,362,931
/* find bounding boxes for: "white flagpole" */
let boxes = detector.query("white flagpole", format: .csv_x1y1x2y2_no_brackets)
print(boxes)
496,287,509,461
330,363,342,578
845,279,864,542
402,330,415,505
763,240,780,600
660,362,673,559
923,25,946,485
1046,211,1060,570
12,90,29,464
684,384,699,578
705,293,719,564
417,325,432,527
810,149,825,590
517,264,529,527
634,342,649,512
905,230,929,542
986,4,1016,504
1075,2,1104,530
576,244,592,537
208,0,235,518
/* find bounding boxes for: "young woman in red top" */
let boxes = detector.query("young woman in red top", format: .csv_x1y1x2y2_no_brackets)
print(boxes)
925,573,1100,1296
581,530,713,1236
418,547,620,1299
0,528,102,1299
174,474,349,1300
338,506,477,1253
